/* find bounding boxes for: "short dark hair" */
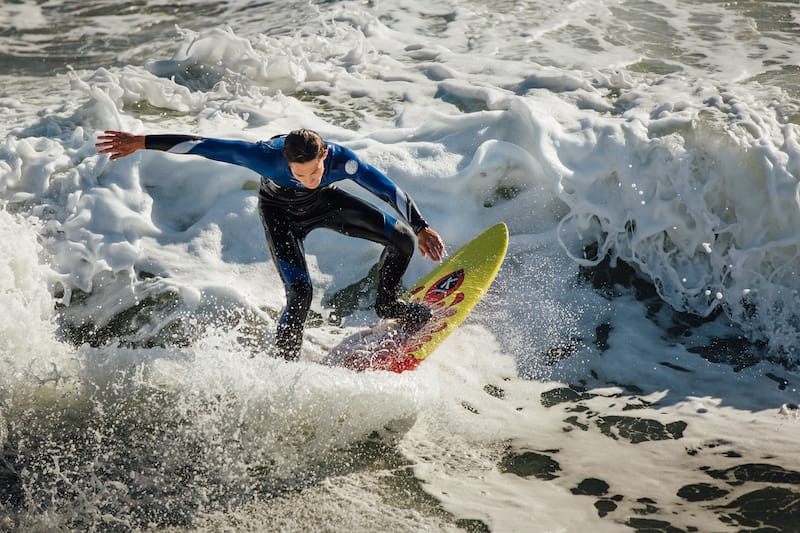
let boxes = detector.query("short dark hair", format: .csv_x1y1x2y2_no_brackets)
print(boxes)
283,129,325,163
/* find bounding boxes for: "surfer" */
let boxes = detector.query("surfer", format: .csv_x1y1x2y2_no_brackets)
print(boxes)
96,129,446,361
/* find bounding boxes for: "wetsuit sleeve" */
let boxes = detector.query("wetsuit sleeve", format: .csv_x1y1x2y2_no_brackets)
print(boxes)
144,134,274,175
145,134,202,151
351,160,430,234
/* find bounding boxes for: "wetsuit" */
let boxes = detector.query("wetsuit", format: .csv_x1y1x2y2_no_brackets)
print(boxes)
144,134,430,360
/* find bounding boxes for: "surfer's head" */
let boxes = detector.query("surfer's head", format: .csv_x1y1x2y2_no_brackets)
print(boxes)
284,129,328,189
283,129,326,164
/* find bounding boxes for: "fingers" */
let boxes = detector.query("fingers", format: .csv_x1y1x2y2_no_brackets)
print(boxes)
419,229,446,262
95,131,120,151
95,131,124,144
95,131,139,160
424,249,442,262
95,141,123,159
426,239,444,262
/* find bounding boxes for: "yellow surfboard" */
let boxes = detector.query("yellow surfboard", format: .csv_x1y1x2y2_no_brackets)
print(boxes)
328,222,509,372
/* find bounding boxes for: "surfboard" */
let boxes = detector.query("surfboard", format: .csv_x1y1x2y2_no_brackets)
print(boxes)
326,222,509,373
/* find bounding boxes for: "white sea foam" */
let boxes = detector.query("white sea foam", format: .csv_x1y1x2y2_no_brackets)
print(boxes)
0,211,59,359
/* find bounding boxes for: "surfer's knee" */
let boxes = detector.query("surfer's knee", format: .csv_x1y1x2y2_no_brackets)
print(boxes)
389,221,415,258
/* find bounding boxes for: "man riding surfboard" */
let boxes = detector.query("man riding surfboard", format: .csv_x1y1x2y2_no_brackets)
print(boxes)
96,129,445,361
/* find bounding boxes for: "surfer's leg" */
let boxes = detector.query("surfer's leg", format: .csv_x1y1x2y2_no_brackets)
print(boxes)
316,188,431,326
373,242,432,327
259,199,312,361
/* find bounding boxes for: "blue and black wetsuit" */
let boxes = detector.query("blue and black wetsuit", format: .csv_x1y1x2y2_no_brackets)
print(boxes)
144,134,430,359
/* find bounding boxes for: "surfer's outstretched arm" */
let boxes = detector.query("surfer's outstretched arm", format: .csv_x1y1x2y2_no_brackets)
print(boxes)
97,130,273,176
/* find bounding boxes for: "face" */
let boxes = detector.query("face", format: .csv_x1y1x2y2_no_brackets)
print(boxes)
289,149,327,189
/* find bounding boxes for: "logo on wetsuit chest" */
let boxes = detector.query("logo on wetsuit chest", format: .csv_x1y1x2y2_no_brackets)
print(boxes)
345,159,358,175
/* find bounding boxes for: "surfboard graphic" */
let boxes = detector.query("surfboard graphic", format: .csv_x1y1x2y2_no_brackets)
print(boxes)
328,222,509,373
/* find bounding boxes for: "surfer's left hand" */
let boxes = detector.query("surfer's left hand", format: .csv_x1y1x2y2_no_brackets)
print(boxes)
418,227,446,262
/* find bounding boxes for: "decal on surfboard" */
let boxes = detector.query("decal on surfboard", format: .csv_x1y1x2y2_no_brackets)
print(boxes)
422,269,465,303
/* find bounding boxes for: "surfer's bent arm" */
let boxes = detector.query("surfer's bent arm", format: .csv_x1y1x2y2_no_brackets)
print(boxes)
337,147,444,261
338,148,429,234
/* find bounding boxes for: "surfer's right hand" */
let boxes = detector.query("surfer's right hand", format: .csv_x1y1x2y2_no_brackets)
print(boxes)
96,130,145,160
418,227,446,262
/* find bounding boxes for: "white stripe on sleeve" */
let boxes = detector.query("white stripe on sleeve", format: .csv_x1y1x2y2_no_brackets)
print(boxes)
167,140,203,154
